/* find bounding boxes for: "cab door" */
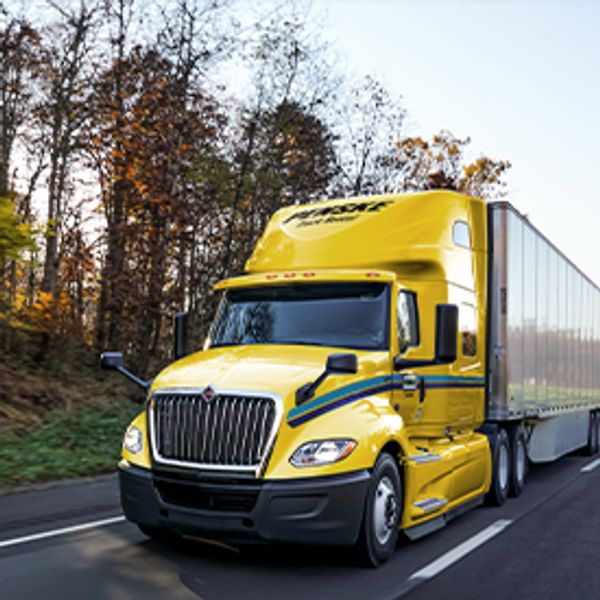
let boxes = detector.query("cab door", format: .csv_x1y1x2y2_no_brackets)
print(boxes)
393,288,424,429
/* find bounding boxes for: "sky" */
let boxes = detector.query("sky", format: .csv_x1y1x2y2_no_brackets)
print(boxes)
310,0,600,284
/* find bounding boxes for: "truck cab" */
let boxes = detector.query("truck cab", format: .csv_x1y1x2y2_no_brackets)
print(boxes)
110,192,501,565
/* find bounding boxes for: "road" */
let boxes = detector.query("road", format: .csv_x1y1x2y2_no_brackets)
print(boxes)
1,454,600,600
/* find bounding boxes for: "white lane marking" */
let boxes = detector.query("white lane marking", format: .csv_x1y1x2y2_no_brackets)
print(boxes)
581,458,600,473
408,519,512,581
0,515,126,549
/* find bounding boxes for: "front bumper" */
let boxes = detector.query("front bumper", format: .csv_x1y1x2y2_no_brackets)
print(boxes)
119,465,370,546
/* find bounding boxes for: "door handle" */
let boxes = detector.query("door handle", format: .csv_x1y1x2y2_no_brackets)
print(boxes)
403,373,425,402
403,373,418,391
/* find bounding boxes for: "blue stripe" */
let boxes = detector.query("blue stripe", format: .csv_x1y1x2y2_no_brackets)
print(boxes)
288,383,404,428
287,375,394,420
287,374,485,428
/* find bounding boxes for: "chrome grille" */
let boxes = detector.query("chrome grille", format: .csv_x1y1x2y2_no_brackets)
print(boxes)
151,391,278,470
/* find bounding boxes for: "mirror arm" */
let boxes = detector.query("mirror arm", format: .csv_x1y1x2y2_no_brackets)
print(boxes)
296,370,329,405
115,365,152,390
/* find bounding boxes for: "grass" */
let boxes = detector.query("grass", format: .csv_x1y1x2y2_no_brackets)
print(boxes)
0,401,142,487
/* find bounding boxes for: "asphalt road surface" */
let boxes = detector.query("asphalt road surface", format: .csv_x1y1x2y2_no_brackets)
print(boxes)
2,454,600,600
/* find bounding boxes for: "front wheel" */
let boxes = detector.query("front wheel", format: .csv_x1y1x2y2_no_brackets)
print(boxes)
357,453,402,567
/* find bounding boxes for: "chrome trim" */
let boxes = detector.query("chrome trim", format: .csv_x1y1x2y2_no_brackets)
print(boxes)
410,453,442,464
413,497,448,513
149,387,283,476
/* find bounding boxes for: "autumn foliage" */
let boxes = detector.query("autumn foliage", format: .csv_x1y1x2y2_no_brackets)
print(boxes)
0,1,511,388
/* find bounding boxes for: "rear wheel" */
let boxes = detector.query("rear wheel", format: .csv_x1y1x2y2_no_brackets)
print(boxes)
508,424,528,497
357,453,401,567
486,427,510,506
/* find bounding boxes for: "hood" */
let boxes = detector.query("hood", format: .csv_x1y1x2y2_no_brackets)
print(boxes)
151,344,386,410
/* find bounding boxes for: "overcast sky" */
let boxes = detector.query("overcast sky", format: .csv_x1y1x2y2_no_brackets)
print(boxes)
310,0,600,284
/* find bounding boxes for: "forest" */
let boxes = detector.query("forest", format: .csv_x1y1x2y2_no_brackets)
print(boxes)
0,0,510,481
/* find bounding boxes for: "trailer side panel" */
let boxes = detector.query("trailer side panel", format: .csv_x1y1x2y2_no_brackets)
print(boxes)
488,202,600,420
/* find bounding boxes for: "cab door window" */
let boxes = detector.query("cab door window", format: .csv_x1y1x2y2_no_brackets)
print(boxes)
460,302,477,357
397,291,419,353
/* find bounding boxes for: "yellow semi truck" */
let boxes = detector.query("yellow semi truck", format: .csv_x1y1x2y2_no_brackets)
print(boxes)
103,191,600,565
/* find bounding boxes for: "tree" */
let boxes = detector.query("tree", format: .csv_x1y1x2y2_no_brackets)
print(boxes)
0,16,39,197
35,1,99,298
331,75,406,196
391,130,511,198
218,8,337,280
239,100,335,255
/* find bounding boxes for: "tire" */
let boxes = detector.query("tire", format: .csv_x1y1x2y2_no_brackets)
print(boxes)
357,453,402,567
586,411,599,456
486,427,510,506
508,424,528,497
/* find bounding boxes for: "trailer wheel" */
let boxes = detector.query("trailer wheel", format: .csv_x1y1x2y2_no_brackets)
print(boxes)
508,425,528,497
486,427,510,506
586,411,599,456
357,453,401,567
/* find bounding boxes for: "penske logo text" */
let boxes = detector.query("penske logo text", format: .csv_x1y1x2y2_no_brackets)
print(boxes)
283,200,393,227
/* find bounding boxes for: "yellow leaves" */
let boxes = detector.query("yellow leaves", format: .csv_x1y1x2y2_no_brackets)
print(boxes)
463,163,477,178
392,131,510,199
26,290,77,333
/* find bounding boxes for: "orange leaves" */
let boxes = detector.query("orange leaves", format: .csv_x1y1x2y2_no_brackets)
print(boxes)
393,130,510,199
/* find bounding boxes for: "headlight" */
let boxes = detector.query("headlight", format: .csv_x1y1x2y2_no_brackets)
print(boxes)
123,425,143,454
290,439,357,467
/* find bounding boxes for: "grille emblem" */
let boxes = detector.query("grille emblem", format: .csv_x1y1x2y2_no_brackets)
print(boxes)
201,385,216,401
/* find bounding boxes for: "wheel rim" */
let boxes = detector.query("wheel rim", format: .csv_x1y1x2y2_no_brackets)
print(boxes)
373,476,397,545
516,438,526,485
499,443,509,491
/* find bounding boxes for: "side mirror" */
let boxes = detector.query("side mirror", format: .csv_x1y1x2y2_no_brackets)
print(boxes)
100,351,150,390
326,353,358,374
434,304,458,364
101,351,124,370
296,352,359,405
174,311,189,360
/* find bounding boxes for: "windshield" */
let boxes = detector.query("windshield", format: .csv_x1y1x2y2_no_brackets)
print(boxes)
209,283,390,351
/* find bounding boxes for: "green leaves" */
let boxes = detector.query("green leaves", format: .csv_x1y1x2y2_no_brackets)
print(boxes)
0,196,35,261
